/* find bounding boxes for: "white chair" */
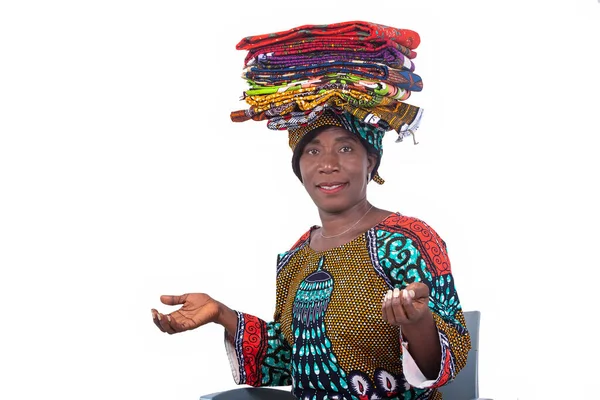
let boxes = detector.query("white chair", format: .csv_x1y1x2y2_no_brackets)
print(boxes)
438,310,492,400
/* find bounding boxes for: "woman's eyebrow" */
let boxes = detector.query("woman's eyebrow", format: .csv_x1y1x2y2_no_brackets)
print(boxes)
335,135,358,143
308,134,358,145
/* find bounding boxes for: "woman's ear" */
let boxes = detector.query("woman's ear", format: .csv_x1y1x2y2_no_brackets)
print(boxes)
367,153,378,173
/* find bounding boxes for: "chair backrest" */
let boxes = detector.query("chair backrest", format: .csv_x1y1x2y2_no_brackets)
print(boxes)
438,310,480,399
200,387,296,400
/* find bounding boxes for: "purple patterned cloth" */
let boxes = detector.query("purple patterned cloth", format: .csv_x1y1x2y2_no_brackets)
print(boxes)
247,47,415,72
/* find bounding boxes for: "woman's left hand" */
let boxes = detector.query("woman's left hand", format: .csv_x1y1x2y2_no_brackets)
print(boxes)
381,282,431,327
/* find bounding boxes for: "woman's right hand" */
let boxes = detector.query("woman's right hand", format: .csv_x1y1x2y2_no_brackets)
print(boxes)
151,293,221,334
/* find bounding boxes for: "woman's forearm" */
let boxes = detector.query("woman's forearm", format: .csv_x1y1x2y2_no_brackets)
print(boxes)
401,311,442,380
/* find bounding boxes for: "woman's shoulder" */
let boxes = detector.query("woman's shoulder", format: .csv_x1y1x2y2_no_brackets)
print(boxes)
275,226,317,266
377,212,451,273
377,212,445,242
282,225,318,252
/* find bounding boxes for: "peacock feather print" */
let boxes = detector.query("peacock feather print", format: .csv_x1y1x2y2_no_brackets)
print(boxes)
291,256,353,400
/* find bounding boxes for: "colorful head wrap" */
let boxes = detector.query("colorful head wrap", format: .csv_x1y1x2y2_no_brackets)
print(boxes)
230,21,425,184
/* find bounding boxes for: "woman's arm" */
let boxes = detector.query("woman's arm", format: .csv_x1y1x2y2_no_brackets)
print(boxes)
377,215,471,389
382,284,441,379
151,292,292,387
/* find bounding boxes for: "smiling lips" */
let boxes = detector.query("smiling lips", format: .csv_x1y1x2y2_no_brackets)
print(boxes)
317,182,347,194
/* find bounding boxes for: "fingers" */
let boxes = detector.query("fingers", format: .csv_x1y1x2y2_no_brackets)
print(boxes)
405,282,429,301
390,288,409,323
153,294,193,335
160,314,177,334
402,282,429,320
382,284,429,326
160,294,188,306
151,309,163,331
399,287,419,320
151,309,177,334
381,290,393,322
382,288,407,326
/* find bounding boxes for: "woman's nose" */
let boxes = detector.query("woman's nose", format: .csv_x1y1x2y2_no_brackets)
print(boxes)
318,151,340,172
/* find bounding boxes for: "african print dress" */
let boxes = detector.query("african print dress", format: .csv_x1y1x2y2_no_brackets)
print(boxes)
225,213,471,400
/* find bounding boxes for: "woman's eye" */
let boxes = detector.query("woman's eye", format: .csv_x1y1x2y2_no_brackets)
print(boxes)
340,146,353,153
306,148,319,155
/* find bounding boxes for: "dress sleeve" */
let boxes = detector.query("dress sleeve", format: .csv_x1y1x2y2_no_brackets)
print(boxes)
225,311,292,387
376,215,471,389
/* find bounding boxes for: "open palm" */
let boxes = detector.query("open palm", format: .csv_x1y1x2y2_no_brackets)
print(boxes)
151,293,220,334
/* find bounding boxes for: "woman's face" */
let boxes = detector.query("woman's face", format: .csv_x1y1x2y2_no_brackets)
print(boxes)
299,126,377,213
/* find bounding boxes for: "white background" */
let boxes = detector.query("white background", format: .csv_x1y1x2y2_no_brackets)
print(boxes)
1,1,599,399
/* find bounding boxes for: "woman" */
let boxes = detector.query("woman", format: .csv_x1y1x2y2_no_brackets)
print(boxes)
151,109,471,399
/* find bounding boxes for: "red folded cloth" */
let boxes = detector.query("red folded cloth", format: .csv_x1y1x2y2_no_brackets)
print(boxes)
236,20,420,52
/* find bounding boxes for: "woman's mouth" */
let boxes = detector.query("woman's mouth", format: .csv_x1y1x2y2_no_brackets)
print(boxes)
317,183,347,194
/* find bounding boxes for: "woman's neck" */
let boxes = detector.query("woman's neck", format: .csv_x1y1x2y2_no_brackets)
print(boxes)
318,201,373,237
309,206,394,252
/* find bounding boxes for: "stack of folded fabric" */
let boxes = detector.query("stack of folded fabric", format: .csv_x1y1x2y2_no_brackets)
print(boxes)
230,21,424,143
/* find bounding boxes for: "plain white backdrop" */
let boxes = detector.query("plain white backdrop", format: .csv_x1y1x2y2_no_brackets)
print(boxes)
1,1,599,399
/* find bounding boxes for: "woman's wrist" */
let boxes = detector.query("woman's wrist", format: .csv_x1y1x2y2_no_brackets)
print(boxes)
401,309,435,341
216,301,239,335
